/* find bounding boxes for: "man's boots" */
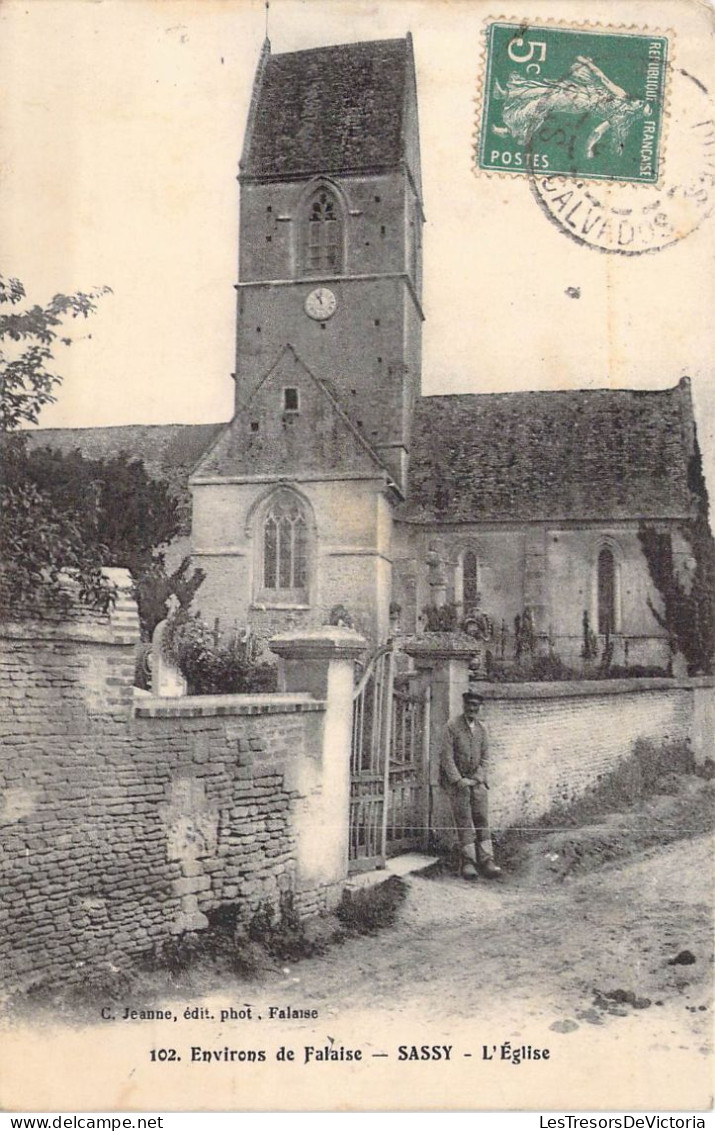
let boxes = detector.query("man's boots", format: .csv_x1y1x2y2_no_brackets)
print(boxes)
477,838,502,879
461,843,479,881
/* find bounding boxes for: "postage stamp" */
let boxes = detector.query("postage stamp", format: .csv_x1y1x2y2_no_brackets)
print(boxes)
477,22,669,184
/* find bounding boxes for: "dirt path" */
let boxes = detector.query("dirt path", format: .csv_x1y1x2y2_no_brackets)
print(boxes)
2,828,712,1111
264,832,713,1041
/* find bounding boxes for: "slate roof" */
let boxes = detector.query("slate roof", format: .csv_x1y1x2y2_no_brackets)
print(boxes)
26,422,223,482
241,38,410,178
25,423,225,528
399,383,695,523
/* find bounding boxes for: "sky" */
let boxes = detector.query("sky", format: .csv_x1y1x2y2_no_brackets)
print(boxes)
0,0,713,489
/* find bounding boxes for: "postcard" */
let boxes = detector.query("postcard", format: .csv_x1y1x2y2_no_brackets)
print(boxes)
0,0,713,1115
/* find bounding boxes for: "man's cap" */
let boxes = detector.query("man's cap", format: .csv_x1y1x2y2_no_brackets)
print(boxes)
463,689,484,704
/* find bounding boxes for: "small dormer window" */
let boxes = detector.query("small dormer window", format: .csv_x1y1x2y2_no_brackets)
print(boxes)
283,387,299,412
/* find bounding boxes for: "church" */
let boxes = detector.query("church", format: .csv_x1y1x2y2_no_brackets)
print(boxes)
37,34,702,670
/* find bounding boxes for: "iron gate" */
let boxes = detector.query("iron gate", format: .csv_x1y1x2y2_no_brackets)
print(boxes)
349,643,431,872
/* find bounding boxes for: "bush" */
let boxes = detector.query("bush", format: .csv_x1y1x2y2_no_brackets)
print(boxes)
421,603,460,632
142,914,262,980
247,894,321,962
336,876,407,934
134,555,205,641
163,613,277,695
488,655,671,683
488,653,580,682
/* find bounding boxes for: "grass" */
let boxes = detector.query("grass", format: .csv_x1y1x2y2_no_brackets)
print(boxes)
336,876,408,934
494,738,714,879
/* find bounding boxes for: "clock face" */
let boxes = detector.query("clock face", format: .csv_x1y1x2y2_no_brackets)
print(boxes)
304,287,337,321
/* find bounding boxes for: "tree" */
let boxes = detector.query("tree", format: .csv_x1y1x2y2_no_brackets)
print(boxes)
0,274,116,616
15,445,182,576
638,434,715,675
2,439,205,631
132,555,205,641
0,272,205,625
0,274,111,430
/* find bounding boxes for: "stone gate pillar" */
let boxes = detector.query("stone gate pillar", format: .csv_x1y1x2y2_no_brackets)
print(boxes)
269,627,366,905
403,633,475,851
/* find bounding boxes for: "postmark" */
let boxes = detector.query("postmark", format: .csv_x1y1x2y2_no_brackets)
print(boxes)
477,22,669,184
530,68,715,254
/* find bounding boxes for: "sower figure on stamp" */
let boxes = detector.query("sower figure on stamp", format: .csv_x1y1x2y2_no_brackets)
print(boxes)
440,689,502,881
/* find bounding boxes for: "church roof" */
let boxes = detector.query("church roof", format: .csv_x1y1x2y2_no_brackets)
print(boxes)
241,38,411,178
399,382,696,524
26,422,222,483
27,381,697,527
25,422,224,529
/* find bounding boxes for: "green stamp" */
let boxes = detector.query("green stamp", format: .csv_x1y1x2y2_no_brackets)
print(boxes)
478,22,669,183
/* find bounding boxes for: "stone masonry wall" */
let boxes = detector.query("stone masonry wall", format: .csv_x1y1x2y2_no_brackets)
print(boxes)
482,680,701,830
0,607,330,991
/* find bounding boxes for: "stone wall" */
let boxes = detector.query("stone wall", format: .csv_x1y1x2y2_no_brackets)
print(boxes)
410,637,712,847
0,589,360,990
482,679,707,830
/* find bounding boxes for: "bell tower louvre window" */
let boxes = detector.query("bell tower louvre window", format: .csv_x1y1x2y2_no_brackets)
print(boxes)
303,186,343,276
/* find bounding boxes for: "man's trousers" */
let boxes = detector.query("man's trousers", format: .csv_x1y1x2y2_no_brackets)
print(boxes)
445,782,495,862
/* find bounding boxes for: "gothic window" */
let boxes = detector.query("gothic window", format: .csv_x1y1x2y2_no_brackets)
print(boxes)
463,550,479,607
455,547,480,611
303,186,342,275
261,492,309,602
597,547,616,634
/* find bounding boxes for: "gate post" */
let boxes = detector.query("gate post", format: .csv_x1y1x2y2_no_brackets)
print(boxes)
403,634,475,851
270,627,366,905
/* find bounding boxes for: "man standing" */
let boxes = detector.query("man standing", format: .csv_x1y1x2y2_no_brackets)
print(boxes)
440,689,502,881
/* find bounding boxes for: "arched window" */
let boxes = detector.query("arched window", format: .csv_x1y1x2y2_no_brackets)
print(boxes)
463,550,479,607
303,186,342,275
597,547,616,635
262,493,308,599
454,547,480,612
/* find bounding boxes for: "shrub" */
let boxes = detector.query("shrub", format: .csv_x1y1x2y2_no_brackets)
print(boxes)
581,609,598,661
327,604,354,628
247,894,319,961
421,602,460,632
488,653,580,682
163,613,278,696
544,738,695,826
134,555,205,641
336,876,407,934
638,434,715,675
141,911,262,979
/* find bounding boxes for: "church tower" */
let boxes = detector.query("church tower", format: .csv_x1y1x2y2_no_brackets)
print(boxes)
234,35,424,492
190,36,424,643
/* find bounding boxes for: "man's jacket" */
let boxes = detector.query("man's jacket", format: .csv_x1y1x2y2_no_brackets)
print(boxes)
439,714,490,789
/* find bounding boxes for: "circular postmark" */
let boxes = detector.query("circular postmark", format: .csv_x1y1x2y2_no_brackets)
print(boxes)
529,69,715,254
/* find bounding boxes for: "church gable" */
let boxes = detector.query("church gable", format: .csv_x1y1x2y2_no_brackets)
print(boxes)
192,346,389,482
